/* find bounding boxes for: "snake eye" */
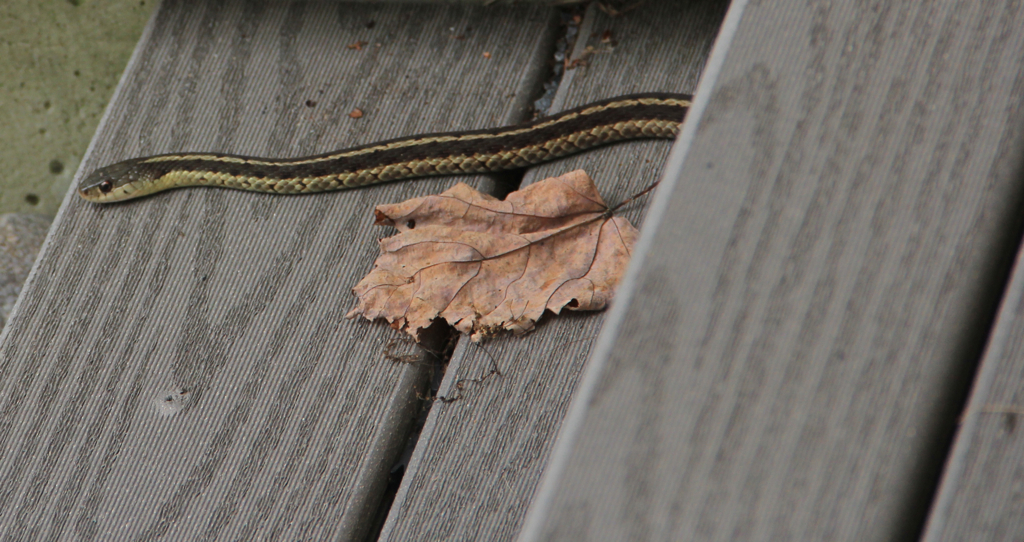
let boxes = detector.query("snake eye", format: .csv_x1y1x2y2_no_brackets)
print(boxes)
99,180,113,193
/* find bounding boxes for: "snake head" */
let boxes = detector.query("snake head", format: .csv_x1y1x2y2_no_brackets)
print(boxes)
78,158,167,203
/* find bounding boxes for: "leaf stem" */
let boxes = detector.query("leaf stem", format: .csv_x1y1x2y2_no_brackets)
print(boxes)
610,178,661,214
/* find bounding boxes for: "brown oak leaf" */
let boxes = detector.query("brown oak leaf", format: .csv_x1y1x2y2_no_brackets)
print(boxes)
346,170,639,341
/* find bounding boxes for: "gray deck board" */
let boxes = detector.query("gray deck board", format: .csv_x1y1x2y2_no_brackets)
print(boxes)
520,0,1024,540
379,2,729,541
922,211,1024,535
7,0,1024,539
0,1,557,539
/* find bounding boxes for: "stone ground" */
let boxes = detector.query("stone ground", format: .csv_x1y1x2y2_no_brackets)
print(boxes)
0,1,151,217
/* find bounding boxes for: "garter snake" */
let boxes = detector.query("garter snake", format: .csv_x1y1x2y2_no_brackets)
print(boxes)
78,93,691,203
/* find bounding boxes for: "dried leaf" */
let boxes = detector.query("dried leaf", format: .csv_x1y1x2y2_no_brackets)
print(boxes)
346,170,639,341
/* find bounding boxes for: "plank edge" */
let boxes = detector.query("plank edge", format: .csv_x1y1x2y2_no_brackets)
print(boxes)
514,0,750,538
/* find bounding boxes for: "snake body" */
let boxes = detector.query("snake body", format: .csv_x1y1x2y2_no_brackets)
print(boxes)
79,93,691,203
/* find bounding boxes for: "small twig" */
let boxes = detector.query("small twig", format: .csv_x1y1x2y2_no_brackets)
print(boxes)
978,404,1024,416
436,344,503,404
596,1,645,17
955,403,1024,427
382,336,423,364
565,45,611,71
476,343,504,377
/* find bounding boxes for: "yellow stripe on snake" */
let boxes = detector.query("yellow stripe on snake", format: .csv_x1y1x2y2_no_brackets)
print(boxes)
79,93,691,203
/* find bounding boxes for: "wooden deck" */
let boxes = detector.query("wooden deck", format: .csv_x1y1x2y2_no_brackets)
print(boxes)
2,0,1024,540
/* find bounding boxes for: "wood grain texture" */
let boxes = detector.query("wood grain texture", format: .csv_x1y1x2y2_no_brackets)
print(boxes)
0,1,557,539
922,223,1024,536
379,2,729,541
522,0,1024,540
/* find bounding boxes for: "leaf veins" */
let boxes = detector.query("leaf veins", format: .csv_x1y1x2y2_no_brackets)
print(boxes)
346,169,641,341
